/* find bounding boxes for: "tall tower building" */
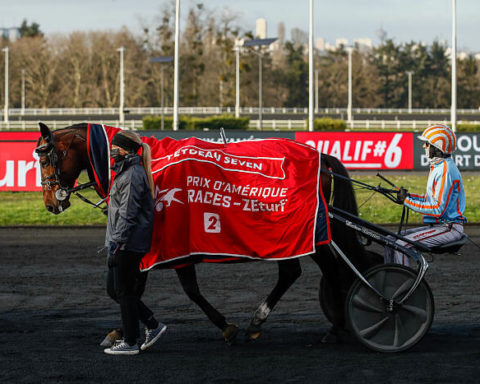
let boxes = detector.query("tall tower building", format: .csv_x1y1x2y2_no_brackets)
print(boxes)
277,22,285,45
256,18,267,39
316,37,326,51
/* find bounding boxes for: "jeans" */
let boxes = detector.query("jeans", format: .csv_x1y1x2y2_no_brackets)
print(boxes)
106,250,156,345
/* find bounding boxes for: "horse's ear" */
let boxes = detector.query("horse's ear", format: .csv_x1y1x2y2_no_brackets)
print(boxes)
39,122,52,143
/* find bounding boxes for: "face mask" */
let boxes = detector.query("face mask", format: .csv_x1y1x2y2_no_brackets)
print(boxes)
111,148,124,163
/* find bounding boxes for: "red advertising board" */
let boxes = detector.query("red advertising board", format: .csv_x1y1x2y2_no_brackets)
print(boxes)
0,133,41,191
0,132,40,141
295,132,414,170
0,131,417,191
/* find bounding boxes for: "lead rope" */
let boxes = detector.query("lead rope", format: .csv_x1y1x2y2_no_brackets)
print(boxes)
73,192,107,209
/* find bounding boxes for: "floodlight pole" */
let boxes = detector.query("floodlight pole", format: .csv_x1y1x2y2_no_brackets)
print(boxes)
161,66,165,130
244,38,276,130
248,48,264,130
347,47,353,126
173,0,181,131
219,80,223,106
258,52,263,130
406,71,414,113
151,56,173,130
117,47,125,125
451,0,457,132
3,47,9,123
315,69,319,114
21,69,25,114
308,0,314,131
235,40,241,118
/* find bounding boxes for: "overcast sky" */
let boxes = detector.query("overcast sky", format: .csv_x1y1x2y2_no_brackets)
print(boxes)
1,0,479,51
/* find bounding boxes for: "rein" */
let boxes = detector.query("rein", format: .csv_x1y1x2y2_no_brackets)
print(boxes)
321,169,400,203
322,169,410,234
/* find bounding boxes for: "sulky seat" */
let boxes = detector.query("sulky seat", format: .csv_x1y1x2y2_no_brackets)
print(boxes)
429,233,468,254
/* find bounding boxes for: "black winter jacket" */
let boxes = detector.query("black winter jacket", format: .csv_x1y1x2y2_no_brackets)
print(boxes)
105,154,154,253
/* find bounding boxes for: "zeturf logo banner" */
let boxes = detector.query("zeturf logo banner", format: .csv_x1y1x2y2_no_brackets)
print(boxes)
296,132,414,170
0,132,41,191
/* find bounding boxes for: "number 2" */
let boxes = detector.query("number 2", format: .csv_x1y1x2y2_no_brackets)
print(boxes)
204,213,221,233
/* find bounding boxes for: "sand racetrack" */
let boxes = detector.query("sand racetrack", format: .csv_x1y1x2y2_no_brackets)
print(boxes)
1,226,480,383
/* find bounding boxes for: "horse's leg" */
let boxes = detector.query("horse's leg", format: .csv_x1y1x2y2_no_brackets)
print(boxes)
176,265,239,344
246,259,302,341
311,245,351,343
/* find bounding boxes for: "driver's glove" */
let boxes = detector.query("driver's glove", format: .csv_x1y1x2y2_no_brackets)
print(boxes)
396,187,408,204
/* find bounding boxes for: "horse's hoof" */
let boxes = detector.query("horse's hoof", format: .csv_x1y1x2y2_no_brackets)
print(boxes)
321,331,338,344
222,323,239,345
245,324,262,342
100,329,123,347
321,327,345,344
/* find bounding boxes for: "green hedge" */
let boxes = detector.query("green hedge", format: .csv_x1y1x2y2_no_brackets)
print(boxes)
310,117,347,131
142,115,250,131
457,123,480,132
142,116,187,130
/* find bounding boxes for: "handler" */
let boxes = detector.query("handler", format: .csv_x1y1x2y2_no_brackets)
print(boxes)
385,124,467,266
103,130,166,356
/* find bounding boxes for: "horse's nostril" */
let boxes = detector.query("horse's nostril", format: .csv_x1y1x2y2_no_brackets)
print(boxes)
46,205,54,212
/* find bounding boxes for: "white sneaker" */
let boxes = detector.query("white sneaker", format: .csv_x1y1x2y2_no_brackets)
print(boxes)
141,323,167,351
104,340,139,355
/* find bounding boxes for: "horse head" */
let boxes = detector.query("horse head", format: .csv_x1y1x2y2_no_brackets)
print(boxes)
36,122,87,214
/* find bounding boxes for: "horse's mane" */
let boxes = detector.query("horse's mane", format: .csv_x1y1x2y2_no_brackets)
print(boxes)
55,123,88,135
37,123,88,148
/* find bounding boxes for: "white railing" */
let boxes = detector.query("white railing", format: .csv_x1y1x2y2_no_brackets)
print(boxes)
0,119,306,131
1,119,479,131
3,107,480,117
347,120,480,130
0,120,144,131
250,120,306,130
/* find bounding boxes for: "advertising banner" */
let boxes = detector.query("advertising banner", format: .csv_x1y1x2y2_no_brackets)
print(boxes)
9,129,480,192
0,132,41,191
296,132,414,170
414,132,480,170
0,130,294,191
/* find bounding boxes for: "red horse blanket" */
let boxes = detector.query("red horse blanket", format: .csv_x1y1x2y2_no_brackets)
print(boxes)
87,124,330,270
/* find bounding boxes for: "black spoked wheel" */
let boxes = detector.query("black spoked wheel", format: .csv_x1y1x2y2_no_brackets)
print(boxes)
345,264,434,353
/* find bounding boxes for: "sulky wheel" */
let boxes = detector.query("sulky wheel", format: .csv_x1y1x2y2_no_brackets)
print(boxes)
345,264,434,353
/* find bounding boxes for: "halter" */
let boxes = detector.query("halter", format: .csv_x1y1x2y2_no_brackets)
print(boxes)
35,130,99,202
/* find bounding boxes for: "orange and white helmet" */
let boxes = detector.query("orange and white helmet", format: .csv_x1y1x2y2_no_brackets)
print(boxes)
418,124,456,154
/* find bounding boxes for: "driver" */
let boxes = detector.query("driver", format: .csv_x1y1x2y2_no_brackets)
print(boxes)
385,124,467,266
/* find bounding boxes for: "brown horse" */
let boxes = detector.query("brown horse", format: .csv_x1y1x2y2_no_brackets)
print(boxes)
36,122,379,344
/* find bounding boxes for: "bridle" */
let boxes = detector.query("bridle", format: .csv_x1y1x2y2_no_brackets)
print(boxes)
35,130,98,202
36,137,62,190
